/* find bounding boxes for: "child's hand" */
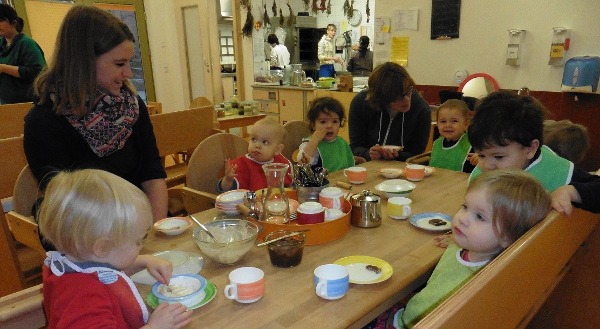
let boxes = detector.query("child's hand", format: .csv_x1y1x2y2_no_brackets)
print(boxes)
311,127,328,143
434,233,452,248
550,185,580,216
467,153,479,166
146,303,193,329
369,144,382,160
298,151,311,164
224,159,237,179
143,255,173,284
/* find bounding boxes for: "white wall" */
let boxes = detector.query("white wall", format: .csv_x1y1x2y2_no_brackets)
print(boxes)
144,0,600,111
374,0,600,91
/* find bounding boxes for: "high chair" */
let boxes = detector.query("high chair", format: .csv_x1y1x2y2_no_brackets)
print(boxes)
186,133,249,196
0,283,46,329
282,120,311,162
406,151,431,165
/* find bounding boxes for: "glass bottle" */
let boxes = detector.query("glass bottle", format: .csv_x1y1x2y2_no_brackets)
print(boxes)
260,163,290,224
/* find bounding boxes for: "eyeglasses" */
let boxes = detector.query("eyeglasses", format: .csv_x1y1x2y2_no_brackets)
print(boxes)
391,86,414,103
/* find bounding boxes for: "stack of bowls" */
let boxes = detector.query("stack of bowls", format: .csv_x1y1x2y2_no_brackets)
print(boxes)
215,189,249,215
374,179,416,198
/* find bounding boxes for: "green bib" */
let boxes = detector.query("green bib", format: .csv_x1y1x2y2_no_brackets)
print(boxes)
304,136,354,172
470,145,572,192
429,134,471,172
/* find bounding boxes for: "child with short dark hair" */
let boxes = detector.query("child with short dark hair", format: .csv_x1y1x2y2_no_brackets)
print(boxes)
468,91,600,215
219,117,292,192
393,170,550,328
543,119,590,164
297,97,354,171
429,99,476,173
40,169,192,329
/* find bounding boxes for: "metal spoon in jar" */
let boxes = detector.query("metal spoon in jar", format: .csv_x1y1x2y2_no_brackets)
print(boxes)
188,214,219,242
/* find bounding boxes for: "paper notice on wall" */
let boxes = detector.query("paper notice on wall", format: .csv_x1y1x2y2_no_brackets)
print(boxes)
374,50,391,67
375,16,391,45
393,8,419,31
390,37,409,67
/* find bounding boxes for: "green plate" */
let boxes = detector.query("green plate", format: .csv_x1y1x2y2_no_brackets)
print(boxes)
146,280,216,310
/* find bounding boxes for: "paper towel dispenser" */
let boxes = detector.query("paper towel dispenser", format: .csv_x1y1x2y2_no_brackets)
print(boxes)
561,56,600,93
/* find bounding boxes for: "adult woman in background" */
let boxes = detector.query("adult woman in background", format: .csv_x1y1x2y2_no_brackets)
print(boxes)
24,5,167,223
349,62,431,161
0,4,45,104
347,36,373,77
267,34,290,70
317,24,343,78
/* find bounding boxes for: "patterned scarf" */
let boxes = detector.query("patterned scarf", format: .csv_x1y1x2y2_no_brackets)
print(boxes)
66,88,139,157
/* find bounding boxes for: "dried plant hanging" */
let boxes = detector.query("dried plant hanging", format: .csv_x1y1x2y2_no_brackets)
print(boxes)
286,3,295,27
326,0,331,15
319,0,326,12
242,6,254,37
240,0,250,10
343,0,349,17
366,1,370,23
348,0,355,18
303,0,310,11
312,0,319,14
263,4,270,26
279,8,284,26
272,0,277,16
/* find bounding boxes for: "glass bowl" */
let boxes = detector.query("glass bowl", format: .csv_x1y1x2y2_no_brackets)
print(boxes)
192,220,258,265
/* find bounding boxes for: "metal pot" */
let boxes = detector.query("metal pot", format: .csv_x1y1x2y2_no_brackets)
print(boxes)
290,64,306,86
350,190,382,228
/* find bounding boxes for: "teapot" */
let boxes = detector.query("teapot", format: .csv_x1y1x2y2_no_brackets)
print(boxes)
290,64,306,86
350,190,382,228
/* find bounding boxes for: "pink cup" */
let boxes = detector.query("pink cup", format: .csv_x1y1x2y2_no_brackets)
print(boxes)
319,187,344,209
224,267,265,303
296,202,326,224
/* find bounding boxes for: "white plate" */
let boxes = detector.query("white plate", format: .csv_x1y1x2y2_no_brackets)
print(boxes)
374,179,416,193
409,213,452,232
380,145,402,151
424,166,436,177
333,256,393,284
131,251,204,285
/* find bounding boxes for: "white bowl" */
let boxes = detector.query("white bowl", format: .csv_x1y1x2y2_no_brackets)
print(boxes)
216,189,249,204
152,274,207,308
375,179,416,198
380,145,402,152
379,168,403,179
154,217,192,236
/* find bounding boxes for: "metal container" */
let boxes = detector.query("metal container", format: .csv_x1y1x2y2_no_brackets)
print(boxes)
290,64,306,86
350,190,382,228
297,184,328,204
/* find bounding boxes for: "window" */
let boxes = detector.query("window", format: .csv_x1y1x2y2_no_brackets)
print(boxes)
219,28,234,63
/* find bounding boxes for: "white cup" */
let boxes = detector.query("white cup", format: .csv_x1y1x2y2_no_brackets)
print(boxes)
387,197,412,219
325,208,344,221
297,202,329,224
343,166,367,184
223,267,265,303
319,187,344,209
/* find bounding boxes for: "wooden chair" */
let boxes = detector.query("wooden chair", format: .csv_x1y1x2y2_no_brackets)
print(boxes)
406,151,431,165
150,106,216,188
186,133,248,195
189,96,212,108
413,208,600,329
0,284,46,329
282,120,311,162
147,101,163,115
0,102,33,139
5,166,45,257
0,136,30,296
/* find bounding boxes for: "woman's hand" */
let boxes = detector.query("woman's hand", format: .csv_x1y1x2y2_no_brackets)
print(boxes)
145,303,193,329
369,144,382,160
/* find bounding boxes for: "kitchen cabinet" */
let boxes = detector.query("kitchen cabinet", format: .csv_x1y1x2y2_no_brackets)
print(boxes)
252,86,317,126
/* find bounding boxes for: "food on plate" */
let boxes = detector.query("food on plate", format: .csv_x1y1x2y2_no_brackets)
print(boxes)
158,284,193,297
428,218,447,226
365,264,381,274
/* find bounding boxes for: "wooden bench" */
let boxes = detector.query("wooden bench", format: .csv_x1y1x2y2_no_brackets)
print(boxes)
0,103,33,139
414,208,600,329
150,106,216,188
0,284,45,329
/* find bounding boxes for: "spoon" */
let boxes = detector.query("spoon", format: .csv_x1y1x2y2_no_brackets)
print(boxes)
188,214,219,242
257,229,310,247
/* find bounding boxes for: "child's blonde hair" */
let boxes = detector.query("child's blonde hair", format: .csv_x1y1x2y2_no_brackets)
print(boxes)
543,119,590,164
468,170,550,245
437,99,470,122
38,169,152,259
251,117,286,143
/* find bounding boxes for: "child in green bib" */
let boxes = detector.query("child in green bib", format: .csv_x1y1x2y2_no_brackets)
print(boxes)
297,97,354,172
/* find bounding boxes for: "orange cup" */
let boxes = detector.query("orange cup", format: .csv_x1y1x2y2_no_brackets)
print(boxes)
405,164,425,182
343,166,367,184
224,267,265,303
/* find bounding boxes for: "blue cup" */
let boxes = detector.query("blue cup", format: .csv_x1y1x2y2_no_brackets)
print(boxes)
319,64,335,79
313,264,350,300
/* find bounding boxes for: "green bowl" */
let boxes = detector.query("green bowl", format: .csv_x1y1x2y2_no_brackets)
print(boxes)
318,78,335,88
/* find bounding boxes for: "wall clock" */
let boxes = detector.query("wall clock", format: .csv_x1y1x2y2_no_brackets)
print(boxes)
349,9,362,27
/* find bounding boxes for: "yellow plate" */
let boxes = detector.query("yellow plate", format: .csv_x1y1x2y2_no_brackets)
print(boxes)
334,256,393,284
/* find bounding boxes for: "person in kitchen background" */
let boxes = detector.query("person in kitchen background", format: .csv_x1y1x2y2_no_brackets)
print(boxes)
267,33,290,70
348,62,431,162
347,35,373,77
317,23,344,78
0,4,46,104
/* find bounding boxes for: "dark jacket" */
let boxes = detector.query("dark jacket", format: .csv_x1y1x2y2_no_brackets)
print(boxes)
0,33,45,104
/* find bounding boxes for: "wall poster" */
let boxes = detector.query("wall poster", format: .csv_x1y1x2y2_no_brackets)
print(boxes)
430,0,461,40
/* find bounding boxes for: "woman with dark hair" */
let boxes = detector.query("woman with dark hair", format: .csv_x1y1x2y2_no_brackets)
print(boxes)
347,36,373,77
24,5,167,225
0,4,45,104
348,62,431,161
267,33,290,70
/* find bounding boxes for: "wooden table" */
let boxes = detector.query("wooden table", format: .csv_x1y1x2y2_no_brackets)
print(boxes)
217,113,266,137
139,161,469,328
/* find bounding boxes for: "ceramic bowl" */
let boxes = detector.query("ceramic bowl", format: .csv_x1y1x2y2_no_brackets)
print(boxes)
379,168,403,179
380,145,402,152
152,274,207,308
154,217,192,236
374,179,416,198
192,220,259,265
